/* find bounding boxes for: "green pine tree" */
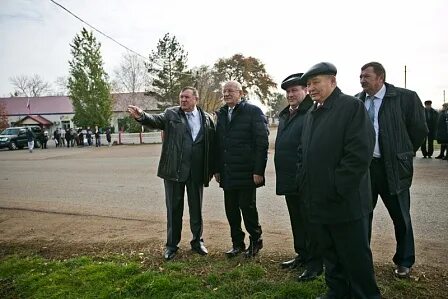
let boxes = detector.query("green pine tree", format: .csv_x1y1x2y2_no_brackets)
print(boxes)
68,28,112,129
148,33,192,106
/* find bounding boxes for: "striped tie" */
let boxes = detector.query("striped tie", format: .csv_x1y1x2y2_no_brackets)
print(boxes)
367,96,375,124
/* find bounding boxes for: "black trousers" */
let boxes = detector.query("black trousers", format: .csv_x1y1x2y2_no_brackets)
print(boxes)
224,188,262,248
285,194,306,255
421,135,435,157
313,216,380,299
286,194,323,271
369,158,415,268
164,178,203,251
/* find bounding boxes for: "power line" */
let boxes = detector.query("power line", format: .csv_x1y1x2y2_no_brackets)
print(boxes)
49,0,192,77
49,0,147,61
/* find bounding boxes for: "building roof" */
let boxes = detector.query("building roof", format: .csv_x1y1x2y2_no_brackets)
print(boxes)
0,96,73,116
0,92,158,116
15,115,53,126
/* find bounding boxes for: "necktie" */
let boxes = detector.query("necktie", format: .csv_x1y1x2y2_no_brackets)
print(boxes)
228,107,233,121
186,112,194,132
367,96,375,124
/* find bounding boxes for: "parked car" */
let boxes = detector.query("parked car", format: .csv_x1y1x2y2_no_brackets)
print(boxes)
0,126,43,150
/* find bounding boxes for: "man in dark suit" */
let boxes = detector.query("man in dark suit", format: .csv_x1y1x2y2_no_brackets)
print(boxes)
214,80,269,258
298,62,380,298
128,86,215,261
356,62,427,278
421,100,439,158
275,73,322,281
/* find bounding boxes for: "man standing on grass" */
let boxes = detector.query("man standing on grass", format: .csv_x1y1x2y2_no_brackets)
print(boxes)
128,86,215,261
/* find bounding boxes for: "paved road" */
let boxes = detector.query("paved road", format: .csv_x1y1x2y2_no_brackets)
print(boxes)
0,131,447,266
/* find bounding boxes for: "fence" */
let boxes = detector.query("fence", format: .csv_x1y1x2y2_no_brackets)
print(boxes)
113,132,162,145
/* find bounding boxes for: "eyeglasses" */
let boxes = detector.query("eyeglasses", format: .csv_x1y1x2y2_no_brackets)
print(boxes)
222,89,240,93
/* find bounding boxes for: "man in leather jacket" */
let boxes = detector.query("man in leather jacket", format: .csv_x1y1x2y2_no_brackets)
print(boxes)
356,62,427,278
128,86,215,261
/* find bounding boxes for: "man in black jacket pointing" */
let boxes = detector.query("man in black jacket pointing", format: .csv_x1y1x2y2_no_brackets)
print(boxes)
128,86,215,261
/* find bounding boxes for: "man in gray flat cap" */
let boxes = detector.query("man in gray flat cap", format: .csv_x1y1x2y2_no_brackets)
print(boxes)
297,62,380,299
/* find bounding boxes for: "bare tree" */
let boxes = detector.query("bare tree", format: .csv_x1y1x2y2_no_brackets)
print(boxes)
54,76,69,96
9,74,53,97
113,52,149,93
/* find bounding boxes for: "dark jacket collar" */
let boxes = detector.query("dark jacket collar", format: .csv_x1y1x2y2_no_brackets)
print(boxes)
313,87,342,111
279,95,313,117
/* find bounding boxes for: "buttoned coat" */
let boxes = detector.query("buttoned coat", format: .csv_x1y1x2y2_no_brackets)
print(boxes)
274,96,313,195
298,87,375,224
214,100,269,190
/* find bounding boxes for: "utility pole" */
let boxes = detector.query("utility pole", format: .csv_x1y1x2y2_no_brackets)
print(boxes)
404,65,407,88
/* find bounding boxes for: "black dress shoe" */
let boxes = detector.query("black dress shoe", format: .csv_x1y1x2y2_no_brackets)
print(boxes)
297,269,323,282
163,248,177,261
192,242,208,256
280,256,304,269
245,238,263,258
225,246,245,258
435,155,444,159
394,265,411,278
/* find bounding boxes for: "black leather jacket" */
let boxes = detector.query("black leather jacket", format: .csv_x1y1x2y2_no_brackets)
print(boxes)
138,106,215,186
356,83,427,195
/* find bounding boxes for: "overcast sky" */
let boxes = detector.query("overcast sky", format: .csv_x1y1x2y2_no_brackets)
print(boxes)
1,0,447,108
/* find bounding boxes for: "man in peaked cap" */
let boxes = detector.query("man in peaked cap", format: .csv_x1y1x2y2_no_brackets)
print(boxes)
297,62,380,298
275,73,323,282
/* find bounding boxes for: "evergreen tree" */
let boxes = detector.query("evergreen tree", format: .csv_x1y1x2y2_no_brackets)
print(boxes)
148,33,192,106
68,28,112,129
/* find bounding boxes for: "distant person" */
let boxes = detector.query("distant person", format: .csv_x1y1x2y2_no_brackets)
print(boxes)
420,100,439,158
26,127,35,153
60,128,65,147
70,128,77,147
275,73,323,281
86,127,93,146
106,128,112,147
78,129,84,147
65,128,71,148
53,128,61,148
128,86,215,261
94,126,101,147
356,61,427,278
214,81,268,258
41,131,48,149
435,103,448,160
298,62,380,298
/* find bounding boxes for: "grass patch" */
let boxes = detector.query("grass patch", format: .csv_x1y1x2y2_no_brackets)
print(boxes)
0,253,445,298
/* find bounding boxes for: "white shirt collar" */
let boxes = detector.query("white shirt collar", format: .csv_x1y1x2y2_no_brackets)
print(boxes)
368,84,386,100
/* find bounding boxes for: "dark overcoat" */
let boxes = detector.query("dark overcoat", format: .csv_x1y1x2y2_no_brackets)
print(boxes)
436,110,448,144
298,87,375,224
214,100,269,190
274,96,313,195
355,83,427,195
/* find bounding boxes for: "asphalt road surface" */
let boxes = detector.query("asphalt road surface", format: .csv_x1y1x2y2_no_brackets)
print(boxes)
0,131,447,267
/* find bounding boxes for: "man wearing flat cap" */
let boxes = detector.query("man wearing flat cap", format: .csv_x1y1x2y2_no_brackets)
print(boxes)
274,73,323,281
297,62,380,298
